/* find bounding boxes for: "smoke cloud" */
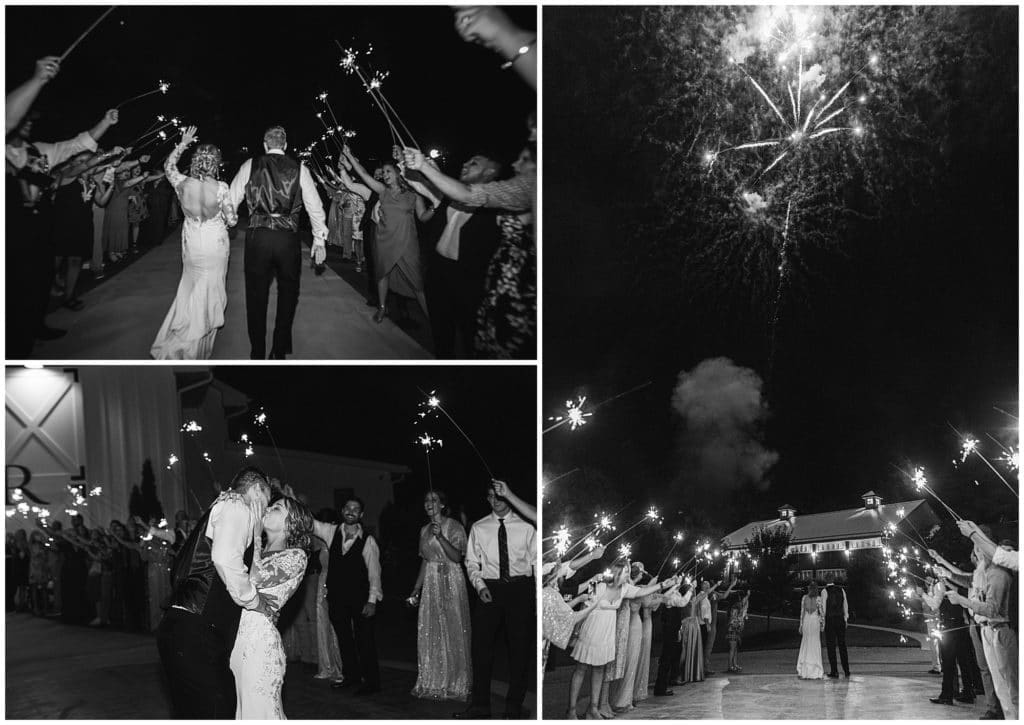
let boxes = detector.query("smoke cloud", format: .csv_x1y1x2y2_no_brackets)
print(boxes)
672,357,778,491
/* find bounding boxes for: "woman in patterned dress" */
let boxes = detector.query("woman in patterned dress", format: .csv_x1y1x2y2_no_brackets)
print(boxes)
229,494,314,720
402,144,536,359
726,589,751,673
409,490,472,701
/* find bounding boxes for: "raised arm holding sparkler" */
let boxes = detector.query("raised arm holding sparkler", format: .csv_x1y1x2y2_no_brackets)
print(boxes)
491,479,535,524
6,56,61,134
453,6,536,90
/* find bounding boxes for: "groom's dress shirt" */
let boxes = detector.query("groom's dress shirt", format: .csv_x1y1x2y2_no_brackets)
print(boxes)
313,520,383,604
208,496,260,610
465,510,536,592
228,148,328,243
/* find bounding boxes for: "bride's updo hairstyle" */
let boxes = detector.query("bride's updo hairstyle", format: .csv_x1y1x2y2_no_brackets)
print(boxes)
189,144,222,180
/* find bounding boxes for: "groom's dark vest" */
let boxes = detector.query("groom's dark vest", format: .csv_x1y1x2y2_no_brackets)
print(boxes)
168,499,254,638
325,528,371,606
245,152,303,233
824,585,845,621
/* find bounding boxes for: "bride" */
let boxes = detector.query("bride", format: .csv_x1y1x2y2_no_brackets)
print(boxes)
230,493,314,719
151,125,236,359
796,582,825,679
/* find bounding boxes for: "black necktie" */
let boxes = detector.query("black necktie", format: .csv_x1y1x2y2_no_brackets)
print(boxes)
498,518,510,582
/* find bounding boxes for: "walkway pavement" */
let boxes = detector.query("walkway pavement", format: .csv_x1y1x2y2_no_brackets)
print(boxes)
543,646,987,720
6,608,533,719
33,225,430,360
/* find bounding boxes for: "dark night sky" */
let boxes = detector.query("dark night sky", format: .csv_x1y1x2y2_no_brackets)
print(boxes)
7,5,535,173
212,365,535,520
543,7,1018,535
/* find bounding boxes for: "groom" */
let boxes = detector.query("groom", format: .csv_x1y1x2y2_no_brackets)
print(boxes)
228,126,328,360
156,467,272,718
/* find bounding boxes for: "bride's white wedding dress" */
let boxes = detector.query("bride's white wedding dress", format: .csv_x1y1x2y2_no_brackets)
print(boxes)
150,145,237,359
796,593,825,679
230,548,308,719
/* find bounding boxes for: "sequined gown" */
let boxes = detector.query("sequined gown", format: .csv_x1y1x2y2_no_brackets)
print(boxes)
542,586,578,671
412,517,472,701
151,146,237,360
314,543,344,680
634,594,660,703
679,600,704,683
229,548,308,720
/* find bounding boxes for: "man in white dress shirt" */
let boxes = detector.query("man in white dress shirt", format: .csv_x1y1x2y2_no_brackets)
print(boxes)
227,126,328,359
456,482,536,719
314,497,383,695
156,466,272,718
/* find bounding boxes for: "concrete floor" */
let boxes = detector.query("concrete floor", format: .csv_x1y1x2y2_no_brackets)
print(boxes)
33,227,430,360
6,611,532,719
544,646,989,720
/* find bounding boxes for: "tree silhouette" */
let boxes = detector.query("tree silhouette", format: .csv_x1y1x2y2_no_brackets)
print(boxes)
745,524,796,631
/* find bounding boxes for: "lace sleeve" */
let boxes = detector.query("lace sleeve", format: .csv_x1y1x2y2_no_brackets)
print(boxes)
257,549,308,591
218,181,237,227
164,143,188,190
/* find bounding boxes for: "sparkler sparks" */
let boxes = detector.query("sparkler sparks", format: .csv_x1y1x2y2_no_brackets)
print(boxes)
547,396,593,432
960,435,979,463
182,420,203,434
584,536,600,551
618,543,632,559
417,433,443,451
167,454,179,469
553,526,572,557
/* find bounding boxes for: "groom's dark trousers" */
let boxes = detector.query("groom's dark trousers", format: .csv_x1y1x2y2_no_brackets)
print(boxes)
245,228,301,360
157,609,237,718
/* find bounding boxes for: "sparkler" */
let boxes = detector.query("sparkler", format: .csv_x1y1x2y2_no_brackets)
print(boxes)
167,454,179,470
949,424,1017,498
336,41,420,150
254,407,287,477
115,80,171,109
416,388,494,479
618,543,632,560
656,531,687,577
553,526,572,557
543,381,652,435
417,433,443,496
60,6,117,61
906,465,962,520
604,508,662,548
125,119,176,149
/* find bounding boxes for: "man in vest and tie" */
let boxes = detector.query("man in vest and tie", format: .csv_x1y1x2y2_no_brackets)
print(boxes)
822,581,850,678
156,467,272,718
457,482,536,719
227,126,328,360
313,497,383,695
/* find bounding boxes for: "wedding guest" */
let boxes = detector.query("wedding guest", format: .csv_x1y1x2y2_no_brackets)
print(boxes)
313,498,383,695
6,103,119,355
611,564,650,712
103,165,147,264
344,145,436,325
926,574,975,706
324,160,368,268
10,530,30,612
409,490,472,702
453,6,537,90
313,509,344,683
922,575,944,674
137,169,171,248
725,590,751,673
137,519,173,632
702,577,736,674
652,578,693,696
947,538,1018,719
6,56,60,133
958,520,1018,571
456,482,537,719
403,144,536,358
681,580,721,684
541,548,603,671
633,587,662,704
425,154,502,358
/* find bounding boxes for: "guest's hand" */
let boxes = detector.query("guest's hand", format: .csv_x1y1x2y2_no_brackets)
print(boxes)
478,586,493,603
454,6,518,51
403,148,426,171
341,144,354,160
102,167,115,184
927,549,940,561
361,602,376,618
104,109,120,125
591,544,606,560
430,521,443,538
311,241,326,265
140,154,151,164
956,520,980,540
180,126,198,148
490,479,511,499
945,591,963,605
34,56,61,83
935,566,951,580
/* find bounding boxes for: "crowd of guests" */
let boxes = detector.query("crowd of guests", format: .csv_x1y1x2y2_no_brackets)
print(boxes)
308,6,537,359
7,477,538,718
7,56,182,358
543,547,756,719
916,519,1018,719
6,511,192,632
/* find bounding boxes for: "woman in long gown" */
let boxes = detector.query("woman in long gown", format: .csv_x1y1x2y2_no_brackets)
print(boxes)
410,491,472,701
313,523,345,682
680,580,721,684
230,494,314,720
344,146,435,324
726,590,751,673
797,583,825,679
611,565,649,712
151,126,236,359
633,591,662,703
